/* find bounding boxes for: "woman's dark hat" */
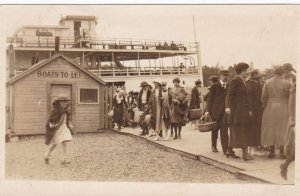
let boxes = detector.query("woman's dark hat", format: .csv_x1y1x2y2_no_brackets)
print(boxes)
173,77,180,83
140,81,148,87
249,69,263,79
235,62,249,73
195,79,202,85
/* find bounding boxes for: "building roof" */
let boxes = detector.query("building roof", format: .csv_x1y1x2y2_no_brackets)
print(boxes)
22,25,69,29
59,15,97,23
7,54,106,86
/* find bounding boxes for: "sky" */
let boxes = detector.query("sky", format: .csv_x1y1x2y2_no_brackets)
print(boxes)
1,4,299,70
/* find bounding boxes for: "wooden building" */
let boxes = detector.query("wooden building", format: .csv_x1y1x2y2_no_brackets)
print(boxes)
6,54,108,135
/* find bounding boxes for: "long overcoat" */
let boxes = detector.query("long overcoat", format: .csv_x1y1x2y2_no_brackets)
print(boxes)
169,86,189,126
150,88,163,131
189,86,201,109
246,78,263,146
261,76,291,146
225,76,252,148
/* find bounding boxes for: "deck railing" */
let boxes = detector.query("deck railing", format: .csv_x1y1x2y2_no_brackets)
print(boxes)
14,66,199,77
7,35,197,52
88,67,199,77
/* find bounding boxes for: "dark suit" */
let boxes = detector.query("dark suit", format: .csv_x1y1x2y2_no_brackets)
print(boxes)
205,81,229,153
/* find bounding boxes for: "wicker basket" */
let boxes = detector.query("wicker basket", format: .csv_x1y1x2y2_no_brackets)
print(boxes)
197,114,217,132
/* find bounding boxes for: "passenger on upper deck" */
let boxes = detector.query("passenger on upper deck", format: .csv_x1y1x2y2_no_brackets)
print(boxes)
170,41,177,50
163,42,169,50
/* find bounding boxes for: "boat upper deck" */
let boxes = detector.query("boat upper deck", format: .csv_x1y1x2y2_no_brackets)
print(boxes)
7,35,197,56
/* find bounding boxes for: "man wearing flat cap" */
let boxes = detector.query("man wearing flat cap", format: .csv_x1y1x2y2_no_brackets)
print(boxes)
205,69,238,157
138,81,152,135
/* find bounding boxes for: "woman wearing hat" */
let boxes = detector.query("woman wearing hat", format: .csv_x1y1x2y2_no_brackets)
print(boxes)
150,78,164,141
112,89,127,131
44,97,74,165
138,81,152,136
169,77,189,139
261,65,291,158
225,62,254,161
246,69,263,149
188,79,202,130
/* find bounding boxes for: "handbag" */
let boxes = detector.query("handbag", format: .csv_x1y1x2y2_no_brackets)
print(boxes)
197,114,217,132
189,108,202,120
108,109,114,118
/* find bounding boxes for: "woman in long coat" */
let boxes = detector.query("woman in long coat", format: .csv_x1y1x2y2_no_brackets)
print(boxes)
161,81,171,140
150,78,163,141
112,90,127,131
188,79,202,129
225,62,254,161
44,97,74,165
246,69,263,147
261,65,291,158
169,77,189,140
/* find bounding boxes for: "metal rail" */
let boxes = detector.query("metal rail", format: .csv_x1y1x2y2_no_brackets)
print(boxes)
7,35,197,52
14,66,199,77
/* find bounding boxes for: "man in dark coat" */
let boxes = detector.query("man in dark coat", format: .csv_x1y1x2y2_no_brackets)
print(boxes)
205,70,238,157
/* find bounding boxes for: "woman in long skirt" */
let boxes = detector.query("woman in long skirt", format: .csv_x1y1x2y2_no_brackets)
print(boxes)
44,97,74,165
113,90,127,131
150,78,163,141
225,62,254,161
169,77,189,140
246,69,263,148
188,79,202,130
161,81,171,140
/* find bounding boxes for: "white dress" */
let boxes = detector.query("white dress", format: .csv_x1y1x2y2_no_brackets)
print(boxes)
51,114,73,144
133,107,141,123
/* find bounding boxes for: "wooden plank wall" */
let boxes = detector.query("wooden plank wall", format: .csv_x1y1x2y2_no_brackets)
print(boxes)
11,57,106,135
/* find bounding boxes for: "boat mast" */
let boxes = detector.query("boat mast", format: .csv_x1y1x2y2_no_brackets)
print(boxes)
193,15,203,83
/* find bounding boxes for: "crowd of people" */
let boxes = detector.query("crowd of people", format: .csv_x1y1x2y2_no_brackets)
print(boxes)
43,61,295,180
110,62,296,180
111,77,192,141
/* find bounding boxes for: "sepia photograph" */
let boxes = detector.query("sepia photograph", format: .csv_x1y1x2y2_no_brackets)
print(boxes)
1,3,299,195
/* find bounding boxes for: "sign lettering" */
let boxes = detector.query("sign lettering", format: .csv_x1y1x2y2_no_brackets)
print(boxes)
37,71,81,79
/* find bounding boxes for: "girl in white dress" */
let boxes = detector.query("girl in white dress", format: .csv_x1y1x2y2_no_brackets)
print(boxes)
44,97,74,165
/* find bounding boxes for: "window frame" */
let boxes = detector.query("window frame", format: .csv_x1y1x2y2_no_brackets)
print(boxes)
78,87,100,104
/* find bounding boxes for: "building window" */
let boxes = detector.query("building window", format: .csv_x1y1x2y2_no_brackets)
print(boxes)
78,88,99,104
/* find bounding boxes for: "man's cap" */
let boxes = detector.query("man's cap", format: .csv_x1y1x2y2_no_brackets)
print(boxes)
219,69,229,75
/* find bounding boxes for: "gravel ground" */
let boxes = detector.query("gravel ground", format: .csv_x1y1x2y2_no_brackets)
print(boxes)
6,131,245,183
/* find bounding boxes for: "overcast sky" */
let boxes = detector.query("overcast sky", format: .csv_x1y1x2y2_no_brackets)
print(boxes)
1,4,299,69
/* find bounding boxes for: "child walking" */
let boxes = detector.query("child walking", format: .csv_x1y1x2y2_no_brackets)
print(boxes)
44,97,74,165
